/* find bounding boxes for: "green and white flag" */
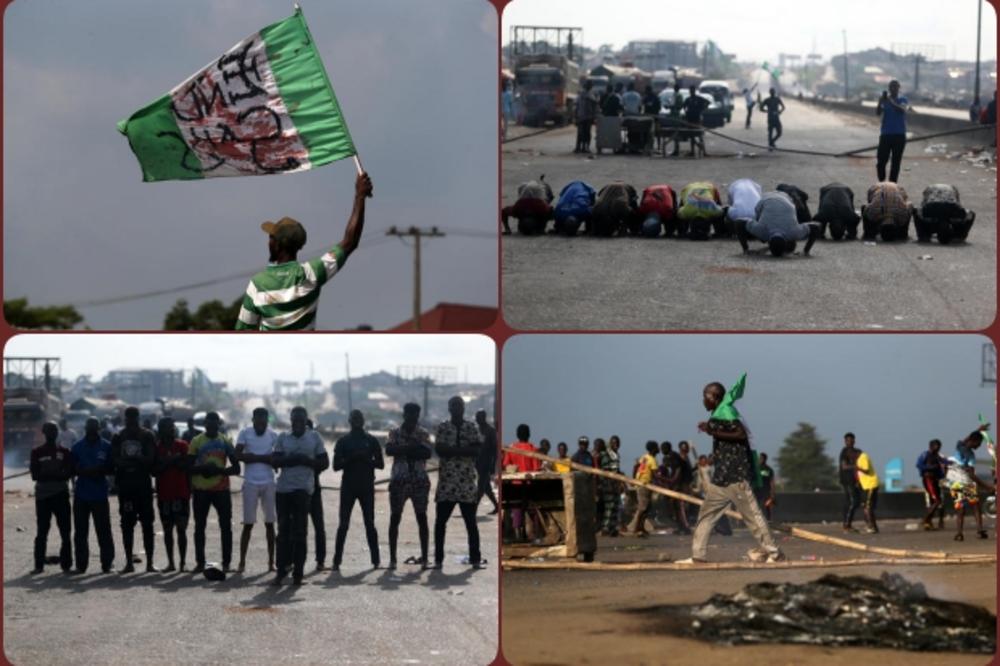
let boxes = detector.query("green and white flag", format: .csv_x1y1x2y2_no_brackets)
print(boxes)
117,8,356,182
711,372,747,422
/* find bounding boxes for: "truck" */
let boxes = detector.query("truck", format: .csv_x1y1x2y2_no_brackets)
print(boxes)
514,53,579,127
4,387,64,463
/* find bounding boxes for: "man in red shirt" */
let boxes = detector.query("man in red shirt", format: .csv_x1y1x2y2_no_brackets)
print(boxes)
154,417,191,572
503,424,541,473
502,424,540,543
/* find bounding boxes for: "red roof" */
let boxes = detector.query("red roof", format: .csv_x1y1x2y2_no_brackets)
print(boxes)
389,303,497,332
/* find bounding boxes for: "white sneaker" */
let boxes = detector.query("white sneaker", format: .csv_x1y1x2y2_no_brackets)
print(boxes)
746,548,768,563
675,557,706,565
765,550,787,563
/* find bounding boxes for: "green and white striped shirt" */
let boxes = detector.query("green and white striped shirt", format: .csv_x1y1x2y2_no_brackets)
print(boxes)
236,245,346,331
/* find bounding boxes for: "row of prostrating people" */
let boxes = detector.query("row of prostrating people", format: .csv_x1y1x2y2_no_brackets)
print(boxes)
28,400,497,583
502,177,976,254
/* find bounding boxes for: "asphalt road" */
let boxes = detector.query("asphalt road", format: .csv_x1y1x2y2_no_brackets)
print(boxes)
501,519,996,666
3,469,498,666
502,100,997,330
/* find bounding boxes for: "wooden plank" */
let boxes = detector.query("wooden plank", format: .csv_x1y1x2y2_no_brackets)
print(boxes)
502,446,955,560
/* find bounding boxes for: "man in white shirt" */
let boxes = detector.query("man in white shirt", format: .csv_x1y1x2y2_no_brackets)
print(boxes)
235,407,278,572
621,82,642,115
58,419,78,449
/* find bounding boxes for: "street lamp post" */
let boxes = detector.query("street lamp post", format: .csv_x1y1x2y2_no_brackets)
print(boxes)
975,0,983,102
842,30,849,101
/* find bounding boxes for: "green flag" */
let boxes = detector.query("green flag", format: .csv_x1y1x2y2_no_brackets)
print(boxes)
117,8,356,182
711,372,747,422
979,413,995,462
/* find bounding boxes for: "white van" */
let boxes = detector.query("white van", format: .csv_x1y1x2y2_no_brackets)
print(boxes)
698,80,735,123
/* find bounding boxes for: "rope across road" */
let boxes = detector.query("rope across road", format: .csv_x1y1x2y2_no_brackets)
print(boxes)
503,117,996,159
500,446,992,564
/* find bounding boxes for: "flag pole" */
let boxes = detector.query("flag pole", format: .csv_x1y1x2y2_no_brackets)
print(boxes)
295,1,365,177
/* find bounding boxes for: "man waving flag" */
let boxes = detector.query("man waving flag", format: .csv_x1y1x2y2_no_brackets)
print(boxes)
117,7,358,181
117,8,373,331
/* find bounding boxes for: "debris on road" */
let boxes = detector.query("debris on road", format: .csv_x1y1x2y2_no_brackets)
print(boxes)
631,572,996,653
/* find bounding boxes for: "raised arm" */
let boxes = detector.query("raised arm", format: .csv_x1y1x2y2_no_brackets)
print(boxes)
339,172,374,258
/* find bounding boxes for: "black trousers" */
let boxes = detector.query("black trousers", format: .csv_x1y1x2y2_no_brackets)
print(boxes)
767,118,782,146
310,485,327,565
333,483,379,567
841,482,862,526
35,491,72,570
476,463,498,507
745,105,753,128
73,497,115,571
576,120,592,150
118,489,155,561
434,501,481,565
192,490,232,568
876,134,906,182
276,490,311,579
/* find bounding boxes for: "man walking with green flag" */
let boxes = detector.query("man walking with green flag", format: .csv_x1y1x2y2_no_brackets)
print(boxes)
678,374,784,564
116,8,374,330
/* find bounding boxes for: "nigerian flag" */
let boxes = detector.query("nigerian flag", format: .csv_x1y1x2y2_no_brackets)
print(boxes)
711,372,747,422
117,8,356,182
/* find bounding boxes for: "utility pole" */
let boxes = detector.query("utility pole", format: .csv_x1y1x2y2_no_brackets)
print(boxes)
914,54,922,93
975,0,983,102
842,30,849,101
345,353,353,413
385,226,445,330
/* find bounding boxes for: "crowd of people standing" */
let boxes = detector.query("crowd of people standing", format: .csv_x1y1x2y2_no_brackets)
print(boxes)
28,399,499,583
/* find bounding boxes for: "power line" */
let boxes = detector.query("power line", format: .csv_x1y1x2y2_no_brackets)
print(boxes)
66,235,399,309
385,226,446,331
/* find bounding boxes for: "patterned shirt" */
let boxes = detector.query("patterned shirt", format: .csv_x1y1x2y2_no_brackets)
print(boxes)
188,433,236,492
235,245,346,331
709,419,753,487
864,183,911,226
678,182,723,221
386,425,432,483
434,419,481,504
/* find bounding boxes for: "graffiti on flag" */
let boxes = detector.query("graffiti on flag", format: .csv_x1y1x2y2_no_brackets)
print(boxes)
159,36,310,176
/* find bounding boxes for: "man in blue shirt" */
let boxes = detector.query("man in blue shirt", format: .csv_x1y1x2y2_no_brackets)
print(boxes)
875,80,910,183
272,407,328,585
948,430,995,541
70,418,115,573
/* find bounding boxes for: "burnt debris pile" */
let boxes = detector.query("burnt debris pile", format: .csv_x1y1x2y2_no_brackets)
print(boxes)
632,572,995,653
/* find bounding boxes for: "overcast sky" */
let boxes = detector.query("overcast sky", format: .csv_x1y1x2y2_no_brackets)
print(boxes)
502,335,995,486
5,334,496,392
4,0,497,330
503,0,997,64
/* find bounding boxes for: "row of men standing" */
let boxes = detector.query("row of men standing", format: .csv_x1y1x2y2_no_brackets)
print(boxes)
29,398,498,585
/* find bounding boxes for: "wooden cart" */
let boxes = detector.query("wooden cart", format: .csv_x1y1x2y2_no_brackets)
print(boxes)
501,471,597,562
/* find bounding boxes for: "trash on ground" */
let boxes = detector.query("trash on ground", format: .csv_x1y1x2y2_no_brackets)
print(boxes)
918,255,933,260
924,143,948,154
628,572,996,653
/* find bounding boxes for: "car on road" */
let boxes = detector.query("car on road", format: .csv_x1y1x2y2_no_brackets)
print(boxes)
658,89,727,129
698,80,735,123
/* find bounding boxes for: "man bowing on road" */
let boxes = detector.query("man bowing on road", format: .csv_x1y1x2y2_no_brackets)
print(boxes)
236,171,373,330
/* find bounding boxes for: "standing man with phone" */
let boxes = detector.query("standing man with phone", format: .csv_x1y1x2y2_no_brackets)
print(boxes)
875,80,910,183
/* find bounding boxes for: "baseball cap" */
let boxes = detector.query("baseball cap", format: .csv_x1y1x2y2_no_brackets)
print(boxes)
261,216,307,250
